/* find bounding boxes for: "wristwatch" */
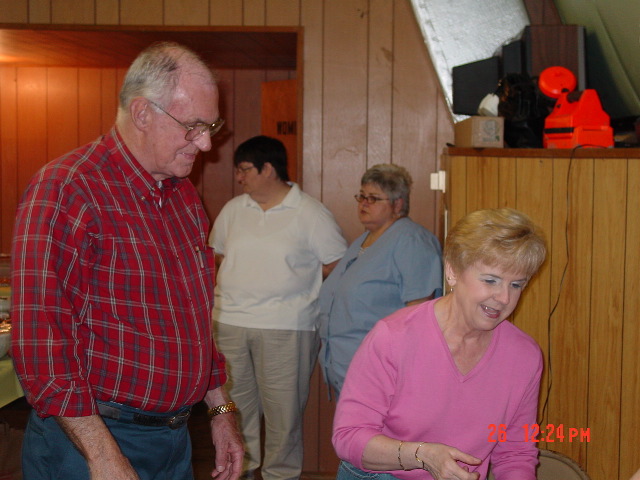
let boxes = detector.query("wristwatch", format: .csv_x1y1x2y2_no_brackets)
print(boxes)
207,401,238,418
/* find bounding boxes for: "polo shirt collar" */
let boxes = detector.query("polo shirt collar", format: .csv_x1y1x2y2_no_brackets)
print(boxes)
244,182,301,211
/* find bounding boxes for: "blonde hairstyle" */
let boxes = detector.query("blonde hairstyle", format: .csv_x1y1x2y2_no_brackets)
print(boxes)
444,208,546,279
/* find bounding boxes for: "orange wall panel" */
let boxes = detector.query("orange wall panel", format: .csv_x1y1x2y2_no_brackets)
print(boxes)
47,68,79,160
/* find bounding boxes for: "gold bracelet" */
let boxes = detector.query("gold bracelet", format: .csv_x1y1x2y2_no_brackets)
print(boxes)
415,442,425,470
207,401,238,418
397,440,406,470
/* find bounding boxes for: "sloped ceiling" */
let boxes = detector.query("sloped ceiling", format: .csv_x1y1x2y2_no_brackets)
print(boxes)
410,0,529,122
410,0,639,121
555,0,640,119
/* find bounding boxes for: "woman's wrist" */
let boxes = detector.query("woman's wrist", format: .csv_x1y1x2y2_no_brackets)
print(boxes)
397,441,429,471
414,442,426,470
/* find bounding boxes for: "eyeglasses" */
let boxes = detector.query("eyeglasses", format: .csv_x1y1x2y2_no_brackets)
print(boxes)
235,165,256,175
148,100,225,141
354,193,390,205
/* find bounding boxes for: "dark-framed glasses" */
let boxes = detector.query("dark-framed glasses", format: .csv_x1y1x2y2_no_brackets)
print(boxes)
354,193,390,205
235,165,256,175
148,100,225,141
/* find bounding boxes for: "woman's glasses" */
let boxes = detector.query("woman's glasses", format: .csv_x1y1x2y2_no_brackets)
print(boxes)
354,194,390,205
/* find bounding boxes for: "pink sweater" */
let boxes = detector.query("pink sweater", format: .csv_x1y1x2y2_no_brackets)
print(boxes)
332,300,542,480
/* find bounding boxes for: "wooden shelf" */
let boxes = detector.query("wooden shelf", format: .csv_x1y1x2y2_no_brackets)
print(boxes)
446,146,640,158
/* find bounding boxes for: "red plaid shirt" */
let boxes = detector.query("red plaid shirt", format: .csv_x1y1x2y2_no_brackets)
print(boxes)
11,128,226,417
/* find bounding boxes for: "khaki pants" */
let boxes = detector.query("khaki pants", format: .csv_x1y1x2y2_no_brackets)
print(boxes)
215,323,319,480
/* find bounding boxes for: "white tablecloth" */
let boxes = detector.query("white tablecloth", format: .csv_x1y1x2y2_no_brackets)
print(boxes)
0,356,23,408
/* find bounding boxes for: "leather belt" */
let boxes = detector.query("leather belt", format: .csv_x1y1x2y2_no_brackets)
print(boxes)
97,402,191,430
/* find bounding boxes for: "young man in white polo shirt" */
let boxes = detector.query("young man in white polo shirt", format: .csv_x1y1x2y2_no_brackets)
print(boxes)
209,135,347,480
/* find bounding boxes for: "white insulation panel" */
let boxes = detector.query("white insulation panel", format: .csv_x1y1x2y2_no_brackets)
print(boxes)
410,0,530,120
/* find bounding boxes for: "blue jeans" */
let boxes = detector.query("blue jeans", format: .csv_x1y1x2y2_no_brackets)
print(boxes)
22,406,194,480
336,461,402,480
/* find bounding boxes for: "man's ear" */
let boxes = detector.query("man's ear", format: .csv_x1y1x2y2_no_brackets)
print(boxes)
129,97,152,131
262,162,276,178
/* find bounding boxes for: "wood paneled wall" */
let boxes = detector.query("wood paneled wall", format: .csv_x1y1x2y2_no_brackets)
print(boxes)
0,0,454,475
445,147,640,480
0,0,453,248
0,65,295,251
0,66,125,251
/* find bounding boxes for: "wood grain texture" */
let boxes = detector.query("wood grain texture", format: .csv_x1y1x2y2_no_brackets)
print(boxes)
366,0,393,167
620,159,640,479
299,0,323,200
165,0,210,26
47,68,79,159
78,69,103,145
244,0,266,26
51,0,95,24
200,68,236,222
0,0,28,23
0,67,18,252
391,0,439,235
266,0,300,26
512,156,552,420
587,158,625,479
321,0,369,243
96,0,119,25
28,0,51,24
522,0,562,25
120,0,163,25
100,69,119,133
16,67,48,198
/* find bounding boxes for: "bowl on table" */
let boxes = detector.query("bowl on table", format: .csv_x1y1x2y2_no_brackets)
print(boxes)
0,296,10,313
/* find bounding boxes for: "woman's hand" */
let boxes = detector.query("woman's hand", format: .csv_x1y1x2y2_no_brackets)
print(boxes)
417,442,481,480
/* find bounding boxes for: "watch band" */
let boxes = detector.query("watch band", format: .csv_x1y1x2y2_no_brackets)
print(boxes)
207,401,238,418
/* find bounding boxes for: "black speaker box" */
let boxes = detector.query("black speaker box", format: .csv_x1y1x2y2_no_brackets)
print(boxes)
452,56,501,116
502,40,525,75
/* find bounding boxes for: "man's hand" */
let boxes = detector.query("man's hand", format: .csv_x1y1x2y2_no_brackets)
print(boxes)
204,388,244,480
209,411,244,480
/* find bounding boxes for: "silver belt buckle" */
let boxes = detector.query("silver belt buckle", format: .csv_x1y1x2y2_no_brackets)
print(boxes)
167,409,190,429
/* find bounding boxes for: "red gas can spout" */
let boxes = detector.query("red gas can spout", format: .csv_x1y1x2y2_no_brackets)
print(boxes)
539,66,578,99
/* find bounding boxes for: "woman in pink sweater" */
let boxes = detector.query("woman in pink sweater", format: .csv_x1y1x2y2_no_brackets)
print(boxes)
333,208,547,480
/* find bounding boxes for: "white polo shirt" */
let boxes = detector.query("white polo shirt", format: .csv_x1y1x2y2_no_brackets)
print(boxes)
209,183,347,331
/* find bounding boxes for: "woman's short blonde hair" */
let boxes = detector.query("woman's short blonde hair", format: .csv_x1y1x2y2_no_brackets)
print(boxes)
444,208,547,279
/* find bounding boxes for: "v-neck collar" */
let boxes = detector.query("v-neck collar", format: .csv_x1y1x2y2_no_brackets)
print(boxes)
431,305,501,382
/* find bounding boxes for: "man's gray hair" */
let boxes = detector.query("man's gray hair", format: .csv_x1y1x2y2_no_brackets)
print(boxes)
116,42,215,123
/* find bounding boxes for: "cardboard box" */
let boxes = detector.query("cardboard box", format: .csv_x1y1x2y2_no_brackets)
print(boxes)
454,116,504,148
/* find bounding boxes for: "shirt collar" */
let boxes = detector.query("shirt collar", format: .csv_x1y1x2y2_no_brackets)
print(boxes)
107,126,185,203
243,182,301,210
